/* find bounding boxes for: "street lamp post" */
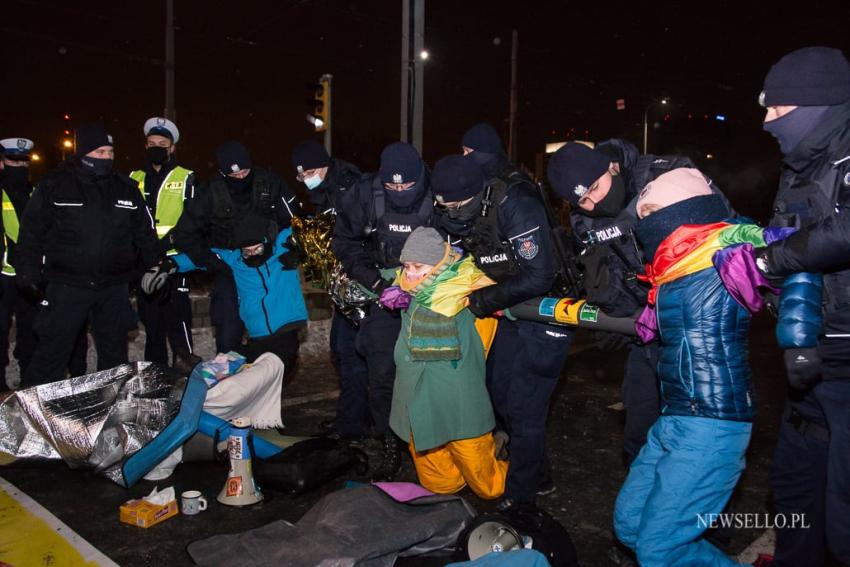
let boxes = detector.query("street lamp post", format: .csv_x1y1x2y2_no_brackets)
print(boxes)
643,98,669,154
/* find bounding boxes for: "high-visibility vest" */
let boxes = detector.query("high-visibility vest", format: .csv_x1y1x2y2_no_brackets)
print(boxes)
1,190,21,276
130,166,191,255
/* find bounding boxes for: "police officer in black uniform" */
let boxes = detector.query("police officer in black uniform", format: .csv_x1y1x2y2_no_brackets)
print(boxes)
433,123,571,511
291,139,371,439
754,46,850,567
16,123,168,385
0,137,37,389
173,141,302,353
131,117,200,373
332,141,432,479
547,140,735,466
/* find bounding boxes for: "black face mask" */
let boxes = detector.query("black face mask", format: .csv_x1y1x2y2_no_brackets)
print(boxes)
583,175,626,218
79,156,114,177
435,191,483,236
1,165,30,187
242,243,272,267
147,146,170,166
225,172,253,192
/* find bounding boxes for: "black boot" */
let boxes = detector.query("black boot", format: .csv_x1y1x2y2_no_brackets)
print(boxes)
372,432,402,481
172,349,202,375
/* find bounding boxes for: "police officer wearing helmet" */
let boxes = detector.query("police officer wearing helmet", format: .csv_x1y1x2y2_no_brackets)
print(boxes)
332,141,432,479
173,141,302,353
434,124,572,511
129,117,200,373
291,139,370,439
754,46,850,566
16,123,169,385
0,137,38,389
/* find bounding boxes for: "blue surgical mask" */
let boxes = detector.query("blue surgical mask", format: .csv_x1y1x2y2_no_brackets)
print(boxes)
303,174,322,190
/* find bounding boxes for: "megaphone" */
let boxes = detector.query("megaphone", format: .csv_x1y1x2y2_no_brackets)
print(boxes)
217,417,263,507
464,515,524,559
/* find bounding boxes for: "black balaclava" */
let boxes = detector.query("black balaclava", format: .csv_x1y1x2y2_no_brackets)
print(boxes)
79,155,113,177
225,170,254,196
436,191,485,236
763,105,831,155
385,166,427,210
634,194,728,262
583,175,626,218
243,242,272,268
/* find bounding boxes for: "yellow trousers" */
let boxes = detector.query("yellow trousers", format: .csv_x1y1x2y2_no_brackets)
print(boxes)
409,432,508,500
474,317,499,358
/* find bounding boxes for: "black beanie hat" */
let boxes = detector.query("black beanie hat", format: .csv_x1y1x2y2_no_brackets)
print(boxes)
233,215,271,248
291,139,331,174
547,143,611,206
761,46,850,107
216,141,252,174
380,142,423,184
75,123,113,158
461,122,504,154
432,154,485,202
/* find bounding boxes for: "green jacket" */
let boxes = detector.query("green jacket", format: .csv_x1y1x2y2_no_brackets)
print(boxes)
389,301,495,451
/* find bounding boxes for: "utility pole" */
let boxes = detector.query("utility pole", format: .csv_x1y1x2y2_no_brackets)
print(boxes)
322,73,332,155
400,0,410,143
400,0,425,153
412,0,424,153
508,29,518,162
165,0,176,120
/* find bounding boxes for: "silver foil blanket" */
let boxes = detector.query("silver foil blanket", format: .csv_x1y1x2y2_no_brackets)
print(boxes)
0,362,186,484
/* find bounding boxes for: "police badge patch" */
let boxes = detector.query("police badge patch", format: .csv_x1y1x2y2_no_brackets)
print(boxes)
843,171,850,186
515,234,539,260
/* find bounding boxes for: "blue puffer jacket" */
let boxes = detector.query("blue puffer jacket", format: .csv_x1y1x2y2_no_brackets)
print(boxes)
173,228,308,339
656,268,755,422
776,272,823,349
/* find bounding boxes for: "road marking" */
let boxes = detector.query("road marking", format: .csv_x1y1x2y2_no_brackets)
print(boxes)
0,476,118,566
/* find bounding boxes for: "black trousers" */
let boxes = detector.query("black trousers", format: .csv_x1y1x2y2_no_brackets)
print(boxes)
354,306,401,436
24,282,131,386
137,275,194,364
0,275,37,389
241,327,301,369
211,270,244,353
621,341,661,465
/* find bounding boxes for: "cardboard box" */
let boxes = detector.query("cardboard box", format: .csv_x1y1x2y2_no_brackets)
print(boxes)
120,498,178,528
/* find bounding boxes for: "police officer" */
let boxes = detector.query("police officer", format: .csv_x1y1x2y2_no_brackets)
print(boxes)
332,141,432,479
130,117,200,372
173,141,302,353
291,139,370,439
0,137,37,389
754,46,850,567
16,123,168,385
434,123,571,511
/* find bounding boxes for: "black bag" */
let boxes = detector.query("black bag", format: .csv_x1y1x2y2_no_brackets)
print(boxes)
253,437,369,495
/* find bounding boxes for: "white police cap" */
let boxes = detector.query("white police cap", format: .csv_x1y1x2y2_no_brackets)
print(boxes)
143,117,180,144
0,138,35,160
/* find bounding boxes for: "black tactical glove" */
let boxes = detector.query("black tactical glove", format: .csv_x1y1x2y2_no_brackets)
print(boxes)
16,273,46,306
141,257,178,295
784,348,822,390
466,290,488,318
371,277,391,296
278,236,302,270
207,256,231,276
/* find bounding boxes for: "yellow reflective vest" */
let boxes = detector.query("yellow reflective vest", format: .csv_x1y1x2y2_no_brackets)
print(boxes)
129,166,191,255
1,190,21,276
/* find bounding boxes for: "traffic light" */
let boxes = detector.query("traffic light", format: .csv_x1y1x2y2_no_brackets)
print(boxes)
306,76,331,132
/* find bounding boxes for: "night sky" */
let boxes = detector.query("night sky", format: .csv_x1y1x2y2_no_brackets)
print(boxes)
4,0,850,220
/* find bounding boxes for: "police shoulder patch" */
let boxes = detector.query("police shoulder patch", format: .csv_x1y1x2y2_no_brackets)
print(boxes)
515,234,539,260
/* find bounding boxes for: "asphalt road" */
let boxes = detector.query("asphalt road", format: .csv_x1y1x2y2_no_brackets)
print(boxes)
1,312,790,566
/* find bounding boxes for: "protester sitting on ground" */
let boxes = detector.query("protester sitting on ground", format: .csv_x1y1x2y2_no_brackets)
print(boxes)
612,168,784,566
159,216,307,368
379,226,507,499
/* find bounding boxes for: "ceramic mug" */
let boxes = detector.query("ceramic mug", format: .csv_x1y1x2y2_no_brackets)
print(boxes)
181,490,208,515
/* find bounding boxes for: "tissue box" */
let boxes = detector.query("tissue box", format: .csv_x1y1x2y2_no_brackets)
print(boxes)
120,498,178,528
